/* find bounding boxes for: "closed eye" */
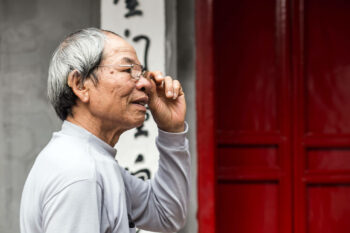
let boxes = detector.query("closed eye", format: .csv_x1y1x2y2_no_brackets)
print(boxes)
123,68,132,73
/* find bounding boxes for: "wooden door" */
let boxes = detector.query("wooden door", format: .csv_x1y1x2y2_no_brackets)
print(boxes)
213,0,291,233
293,0,350,233
196,0,350,232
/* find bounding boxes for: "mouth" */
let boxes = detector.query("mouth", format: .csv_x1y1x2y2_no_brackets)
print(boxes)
131,97,149,108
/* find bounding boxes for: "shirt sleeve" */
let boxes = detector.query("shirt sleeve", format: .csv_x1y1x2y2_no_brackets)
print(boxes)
42,180,102,233
120,122,191,233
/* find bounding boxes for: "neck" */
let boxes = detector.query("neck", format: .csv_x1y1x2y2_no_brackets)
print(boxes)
66,115,124,147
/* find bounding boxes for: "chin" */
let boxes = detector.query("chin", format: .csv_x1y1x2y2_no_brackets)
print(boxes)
125,112,147,129
125,116,145,129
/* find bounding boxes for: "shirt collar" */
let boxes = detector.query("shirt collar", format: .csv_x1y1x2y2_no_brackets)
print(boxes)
60,120,117,157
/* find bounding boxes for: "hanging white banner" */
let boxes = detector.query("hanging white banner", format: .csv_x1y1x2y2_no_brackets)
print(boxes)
101,1,165,233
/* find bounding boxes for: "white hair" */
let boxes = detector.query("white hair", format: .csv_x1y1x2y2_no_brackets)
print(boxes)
47,28,106,120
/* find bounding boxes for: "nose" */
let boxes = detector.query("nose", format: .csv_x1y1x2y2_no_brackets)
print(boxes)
135,75,152,93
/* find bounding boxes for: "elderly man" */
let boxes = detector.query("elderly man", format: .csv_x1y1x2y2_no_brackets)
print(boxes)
20,28,190,233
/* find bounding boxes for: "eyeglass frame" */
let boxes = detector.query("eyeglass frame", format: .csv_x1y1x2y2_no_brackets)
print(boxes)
96,64,149,81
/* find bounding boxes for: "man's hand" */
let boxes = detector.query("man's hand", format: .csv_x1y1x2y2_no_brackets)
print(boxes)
146,71,186,133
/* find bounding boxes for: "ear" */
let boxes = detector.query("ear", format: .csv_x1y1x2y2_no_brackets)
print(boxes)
67,70,89,103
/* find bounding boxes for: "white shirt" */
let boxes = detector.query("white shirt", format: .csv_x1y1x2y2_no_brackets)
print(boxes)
20,121,190,233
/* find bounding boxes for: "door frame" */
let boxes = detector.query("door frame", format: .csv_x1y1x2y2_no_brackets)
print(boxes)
196,0,216,232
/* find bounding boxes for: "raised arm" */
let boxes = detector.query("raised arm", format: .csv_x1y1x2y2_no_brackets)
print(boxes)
120,125,190,232
121,72,191,232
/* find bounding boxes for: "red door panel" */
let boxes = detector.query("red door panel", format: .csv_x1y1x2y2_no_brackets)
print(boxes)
305,0,350,134
307,148,350,171
307,185,350,233
213,0,291,233
217,182,279,233
214,0,278,133
217,146,279,170
295,0,350,233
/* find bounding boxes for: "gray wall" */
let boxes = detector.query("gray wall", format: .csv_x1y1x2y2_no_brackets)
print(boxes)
165,0,197,232
175,0,197,233
0,0,99,232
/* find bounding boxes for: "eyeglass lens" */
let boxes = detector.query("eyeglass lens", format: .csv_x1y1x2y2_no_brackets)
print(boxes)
131,64,148,80
131,66,142,79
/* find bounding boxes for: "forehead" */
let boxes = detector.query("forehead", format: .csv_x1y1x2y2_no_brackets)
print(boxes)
102,33,139,64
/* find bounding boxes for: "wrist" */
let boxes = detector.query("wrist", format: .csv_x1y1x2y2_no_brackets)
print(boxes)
158,122,185,133
157,122,188,149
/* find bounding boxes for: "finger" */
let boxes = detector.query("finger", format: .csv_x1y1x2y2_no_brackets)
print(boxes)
173,80,181,99
179,85,184,96
148,71,164,86
164,76,174,98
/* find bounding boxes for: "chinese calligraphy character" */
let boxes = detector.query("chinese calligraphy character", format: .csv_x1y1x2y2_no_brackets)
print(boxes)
133,35,150,70
125,154,151,181
113,0,143,18
124,29,150,71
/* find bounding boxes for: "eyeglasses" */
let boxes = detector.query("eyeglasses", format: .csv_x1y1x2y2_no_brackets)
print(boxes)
97,64,148,81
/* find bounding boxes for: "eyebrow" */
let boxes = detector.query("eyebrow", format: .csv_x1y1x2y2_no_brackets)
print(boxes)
120,57,137,64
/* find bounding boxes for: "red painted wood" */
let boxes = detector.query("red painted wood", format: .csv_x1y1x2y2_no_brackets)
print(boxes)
217,169,284,181
217,146,279,170
214,0,278,133
217,131,286,145
304,135,350,147
305,0,350,135
294,0,350,233
197,0,350,232
213,1,291,233
196,0,216,232
291,0,304,230
307,149,350,171
307,185,350,233
217,182,279,233
303,173,350,184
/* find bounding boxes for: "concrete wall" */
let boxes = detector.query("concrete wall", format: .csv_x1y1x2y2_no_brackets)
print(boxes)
175,0,198,233
0,0,99,232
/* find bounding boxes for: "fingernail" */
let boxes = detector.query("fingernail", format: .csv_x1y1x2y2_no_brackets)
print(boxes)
167,91,173,97
158,75,163,79
173,93,178,99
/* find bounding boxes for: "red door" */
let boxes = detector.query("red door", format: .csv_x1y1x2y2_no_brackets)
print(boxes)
196,0,350,233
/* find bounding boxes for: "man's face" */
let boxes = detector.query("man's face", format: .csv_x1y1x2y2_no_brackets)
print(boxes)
85,33,151,131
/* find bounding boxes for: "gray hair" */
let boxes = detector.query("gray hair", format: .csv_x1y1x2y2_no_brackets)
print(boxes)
47,28,106,120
